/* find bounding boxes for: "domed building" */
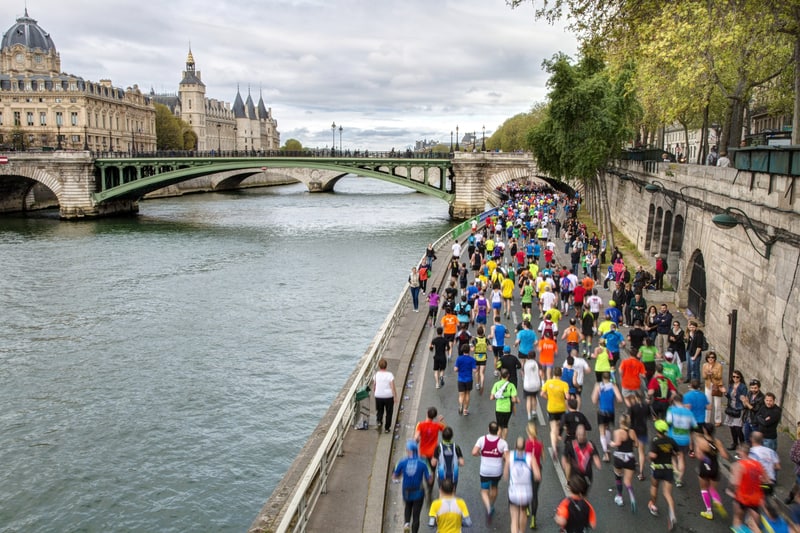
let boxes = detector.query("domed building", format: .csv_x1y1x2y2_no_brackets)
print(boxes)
0,9,155,152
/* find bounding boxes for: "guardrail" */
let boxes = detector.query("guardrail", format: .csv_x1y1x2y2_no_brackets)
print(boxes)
250,208,497,533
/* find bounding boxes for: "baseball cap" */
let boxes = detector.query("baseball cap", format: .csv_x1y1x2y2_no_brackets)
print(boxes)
504,345,511,353
406,440,418,453
664,351,674,361
654,420,669,433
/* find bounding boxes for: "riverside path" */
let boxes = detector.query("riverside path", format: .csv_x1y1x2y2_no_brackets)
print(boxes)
268,198,798,533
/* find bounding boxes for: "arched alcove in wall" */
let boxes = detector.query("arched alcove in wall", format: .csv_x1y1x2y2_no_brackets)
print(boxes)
687,250,707,322
660,210,673,256
645,204,655,251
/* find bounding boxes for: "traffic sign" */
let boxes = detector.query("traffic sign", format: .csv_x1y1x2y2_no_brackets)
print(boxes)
0,156,8,164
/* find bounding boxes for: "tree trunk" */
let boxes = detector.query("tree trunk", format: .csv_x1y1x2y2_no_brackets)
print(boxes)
699,104,709,164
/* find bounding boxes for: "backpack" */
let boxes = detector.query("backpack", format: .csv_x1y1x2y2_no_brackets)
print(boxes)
474,336,488,354
701,335,709,352
654,376,669,401
542,319,554,337
561,276,571,292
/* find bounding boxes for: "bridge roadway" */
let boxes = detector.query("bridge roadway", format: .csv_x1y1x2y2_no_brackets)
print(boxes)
301,229,797,533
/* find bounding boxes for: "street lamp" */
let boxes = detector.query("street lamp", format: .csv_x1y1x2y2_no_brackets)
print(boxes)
482,125,486,151
455,125,459,151
339,125,343,153
711,207,776,260
109,130,113,153
56,113,63,150
83,125,89,151
331,122,336,155
473,131,476,151
233,126,238,155
450,131,453,152
216,123,221,153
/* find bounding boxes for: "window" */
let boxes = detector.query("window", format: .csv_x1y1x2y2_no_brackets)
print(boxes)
56,111,63,126
71,112,78,126
14,111,21,126
27,112,34,126
0,112,3,126
40,112,47,125
71,135,80,143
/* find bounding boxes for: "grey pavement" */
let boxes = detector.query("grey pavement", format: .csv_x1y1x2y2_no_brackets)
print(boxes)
306,224,797,533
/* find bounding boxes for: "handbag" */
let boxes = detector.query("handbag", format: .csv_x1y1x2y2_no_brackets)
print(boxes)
711,383,724,397
725,405,742,418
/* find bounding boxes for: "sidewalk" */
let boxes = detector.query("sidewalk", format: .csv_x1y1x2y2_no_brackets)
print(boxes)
305,245,453,533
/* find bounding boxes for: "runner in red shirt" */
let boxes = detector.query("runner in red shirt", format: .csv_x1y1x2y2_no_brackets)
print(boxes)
415,407,446,492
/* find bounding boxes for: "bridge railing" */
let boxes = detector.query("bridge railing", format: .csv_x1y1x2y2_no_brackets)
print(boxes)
248,208,496,533
92,149,454,160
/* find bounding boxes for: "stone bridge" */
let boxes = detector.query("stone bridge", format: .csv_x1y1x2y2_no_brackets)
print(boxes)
0,151,548,220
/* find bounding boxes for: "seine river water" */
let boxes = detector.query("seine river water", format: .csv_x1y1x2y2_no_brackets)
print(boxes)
0,178,454,532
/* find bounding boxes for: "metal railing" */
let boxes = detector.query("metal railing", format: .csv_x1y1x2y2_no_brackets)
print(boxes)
92,149,454,160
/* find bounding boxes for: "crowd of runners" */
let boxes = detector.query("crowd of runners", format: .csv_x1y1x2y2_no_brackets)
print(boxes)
388,184,800,533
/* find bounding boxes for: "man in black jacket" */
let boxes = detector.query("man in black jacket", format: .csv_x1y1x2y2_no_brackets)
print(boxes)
740,378,765,445
756,392,782,451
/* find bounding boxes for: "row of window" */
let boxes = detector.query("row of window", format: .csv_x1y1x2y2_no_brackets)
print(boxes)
0,79,134,100
0,110,78,127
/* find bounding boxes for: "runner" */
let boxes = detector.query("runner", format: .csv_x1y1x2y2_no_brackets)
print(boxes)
471,325,488,394
694,422,729,520
555,475,596,533
505,436,540,533
471,421,509,526
414,407,446,494
591,371,623,462
431,426,465,491
393,440,432,533
524,421,545,530
453,343,476,416
541,367,570,462
611,413,638,513
665,394,696,487
728,442,768,533
648,419,679,531
562,424,602,491
490,368,518,440
427,478,471,532
429,327,450,390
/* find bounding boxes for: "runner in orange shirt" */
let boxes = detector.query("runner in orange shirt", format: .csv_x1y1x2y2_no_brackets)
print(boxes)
619,352,646,407
538,330,558,380
415,406,446,494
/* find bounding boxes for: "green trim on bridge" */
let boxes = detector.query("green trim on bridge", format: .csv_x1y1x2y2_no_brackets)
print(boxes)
92,156,455,204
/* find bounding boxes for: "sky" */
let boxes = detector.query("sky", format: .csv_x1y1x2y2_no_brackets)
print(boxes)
7,1,579,151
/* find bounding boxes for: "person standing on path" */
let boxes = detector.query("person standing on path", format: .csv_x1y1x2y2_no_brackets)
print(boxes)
408,266,421,312
393,440,432,533
702,351,725,426
372,358,397,434
472,421,509,527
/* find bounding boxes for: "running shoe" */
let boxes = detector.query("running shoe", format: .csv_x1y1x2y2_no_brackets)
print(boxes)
614,495,623,506
675,479,683,488
648,501,658,516
403,522,411,533
712,500,728,519
529,514,536,529
630,497,637,514
700,510,713,520
458,405,463,415
668,513,676,531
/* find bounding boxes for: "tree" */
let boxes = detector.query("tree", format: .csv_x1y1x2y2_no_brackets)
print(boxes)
281,138,303,151
154,103,195,150
527,52,639,181
507,0,797,150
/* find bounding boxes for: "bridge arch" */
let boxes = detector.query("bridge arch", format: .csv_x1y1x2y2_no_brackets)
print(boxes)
0,164,64,212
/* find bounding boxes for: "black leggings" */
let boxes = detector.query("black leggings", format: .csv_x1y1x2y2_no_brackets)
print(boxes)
375,397,394,431
404,498,424,533
729,425,745,447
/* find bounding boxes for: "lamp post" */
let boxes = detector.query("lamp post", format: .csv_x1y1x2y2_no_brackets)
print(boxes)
331,122,336,155
482,125,486,151
108,130,113,154
711,207,776,259
83,125,89,151
216,123,221,154
455,125,459,151
473,131,476,151
450,131,453,152
339,125,343,153
233,126,238,155
56,123,62,150
130,129,135,155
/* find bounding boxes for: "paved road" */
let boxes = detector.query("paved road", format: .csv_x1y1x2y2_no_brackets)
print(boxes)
385,254,745,533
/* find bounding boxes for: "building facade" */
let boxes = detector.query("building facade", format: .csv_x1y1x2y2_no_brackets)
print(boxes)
152,51,280,153
0,10,156,153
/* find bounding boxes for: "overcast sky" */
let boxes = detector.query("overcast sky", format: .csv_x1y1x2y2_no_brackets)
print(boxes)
9,1,578,151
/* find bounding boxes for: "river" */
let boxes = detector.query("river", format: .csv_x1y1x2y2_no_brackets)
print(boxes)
0,178,454,532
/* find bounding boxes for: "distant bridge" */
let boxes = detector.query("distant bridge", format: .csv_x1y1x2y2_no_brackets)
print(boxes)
0,150,545,219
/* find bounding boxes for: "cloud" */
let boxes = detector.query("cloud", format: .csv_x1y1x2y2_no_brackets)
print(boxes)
6,0,577,150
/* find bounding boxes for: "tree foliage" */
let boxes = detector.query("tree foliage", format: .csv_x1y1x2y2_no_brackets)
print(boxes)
508,0,799,147
527,52,640,181
154,103,195,150
281,138,303,151
487,103,549,152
